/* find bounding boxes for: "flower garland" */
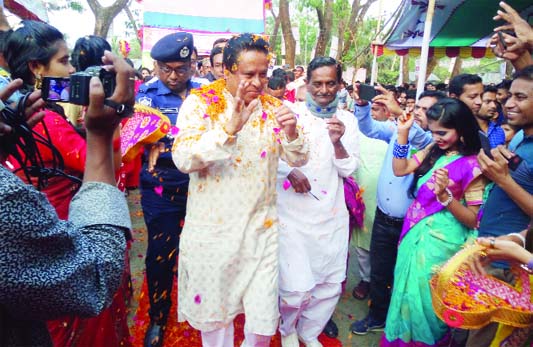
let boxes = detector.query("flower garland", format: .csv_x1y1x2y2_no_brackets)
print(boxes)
191,79,282,122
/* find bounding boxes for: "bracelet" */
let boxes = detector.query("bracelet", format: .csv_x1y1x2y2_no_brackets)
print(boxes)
508,232,526,248
393,141,409,159
438,187,453,207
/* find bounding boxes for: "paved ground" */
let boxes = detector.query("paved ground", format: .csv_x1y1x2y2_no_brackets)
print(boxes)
126,189,382,346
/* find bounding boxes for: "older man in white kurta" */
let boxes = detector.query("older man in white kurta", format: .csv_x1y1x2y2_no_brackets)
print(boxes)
171,33,308,347
276,57,360,347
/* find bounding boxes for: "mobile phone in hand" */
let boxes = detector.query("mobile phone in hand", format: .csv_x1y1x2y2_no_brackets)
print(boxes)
478,130,492,159
358,84,381,101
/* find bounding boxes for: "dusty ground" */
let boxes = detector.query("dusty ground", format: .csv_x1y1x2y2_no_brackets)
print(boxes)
126,189,382,346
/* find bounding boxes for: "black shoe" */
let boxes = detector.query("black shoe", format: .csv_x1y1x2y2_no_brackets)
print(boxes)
322,319,338,338
144,322,165,347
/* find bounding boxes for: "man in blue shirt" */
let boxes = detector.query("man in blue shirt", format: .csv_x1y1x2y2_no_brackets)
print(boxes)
478,85,506,148
467,65,533,347
136,32,201,347
350,86,434,335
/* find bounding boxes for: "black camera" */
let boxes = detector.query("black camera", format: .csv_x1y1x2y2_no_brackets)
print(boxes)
42,66,116,106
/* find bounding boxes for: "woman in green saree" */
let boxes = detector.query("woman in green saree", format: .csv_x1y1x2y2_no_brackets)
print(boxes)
381,98,487,347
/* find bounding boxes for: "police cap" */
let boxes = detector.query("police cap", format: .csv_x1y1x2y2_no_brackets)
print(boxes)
151,32,194,63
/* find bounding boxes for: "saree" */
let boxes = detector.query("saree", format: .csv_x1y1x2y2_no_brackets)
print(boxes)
381,154,483,347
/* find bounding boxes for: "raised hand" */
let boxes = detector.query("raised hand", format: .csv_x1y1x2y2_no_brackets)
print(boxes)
396,111,415,133
493,1,533,51
432,168,450,197
373,84,403,117
275,104,298,141
326,115,345,144
224,80,259,136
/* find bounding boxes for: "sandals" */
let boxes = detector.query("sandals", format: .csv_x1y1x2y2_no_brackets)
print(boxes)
352,280,370,300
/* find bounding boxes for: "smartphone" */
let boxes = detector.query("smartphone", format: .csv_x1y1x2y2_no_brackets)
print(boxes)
358,84,381,101
42,77,70,102
478,130,492,159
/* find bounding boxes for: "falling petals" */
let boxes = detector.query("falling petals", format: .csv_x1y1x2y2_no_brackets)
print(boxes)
261,111,267,121
170,126,180,136
194,294,202,304
283,180,291,190
260,150,267,158
263,219,273,228
273,127,281,134
154,185,163,197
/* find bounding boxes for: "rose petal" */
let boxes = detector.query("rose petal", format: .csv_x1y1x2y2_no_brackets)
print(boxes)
283,180,291,190
154,185,163,197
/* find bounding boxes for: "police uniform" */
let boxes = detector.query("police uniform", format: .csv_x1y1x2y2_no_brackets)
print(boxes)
136,32,200,331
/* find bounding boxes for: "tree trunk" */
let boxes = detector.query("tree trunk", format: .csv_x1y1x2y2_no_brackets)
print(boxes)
425,56,439,80
87,0,131,38
314,0,333,57
279,0,296,67
123,6,141,46
450,57,463,79
401,54,409,83
269,8,281,57
340,0,376,61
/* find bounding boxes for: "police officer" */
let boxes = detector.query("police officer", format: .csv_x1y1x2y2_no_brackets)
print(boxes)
136,32,201,347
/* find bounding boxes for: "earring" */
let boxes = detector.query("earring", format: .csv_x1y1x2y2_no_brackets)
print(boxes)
35,74,42,90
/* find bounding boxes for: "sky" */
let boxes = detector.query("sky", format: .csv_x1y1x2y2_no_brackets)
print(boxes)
5,0,403,48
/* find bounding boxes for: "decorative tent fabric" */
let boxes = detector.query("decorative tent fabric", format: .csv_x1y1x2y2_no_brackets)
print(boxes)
140,0,266,65
375,0,533,58
3,0,48,22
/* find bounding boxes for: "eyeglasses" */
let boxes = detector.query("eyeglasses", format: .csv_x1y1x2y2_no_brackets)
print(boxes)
158,63,190,76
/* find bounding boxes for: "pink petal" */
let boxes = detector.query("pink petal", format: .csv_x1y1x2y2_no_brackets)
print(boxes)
260,150,266,158
273,127,281,134
283,180,291,190
203,113,210,118
262,112,267,120
194,294,202,304
170,126,180,136
212,96,220,102
154,185,163,197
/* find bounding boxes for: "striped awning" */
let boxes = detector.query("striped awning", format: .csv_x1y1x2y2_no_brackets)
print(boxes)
378,0,533,59
371,44,496,59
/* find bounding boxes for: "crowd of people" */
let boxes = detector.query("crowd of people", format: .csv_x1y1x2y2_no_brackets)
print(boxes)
0,2,531,347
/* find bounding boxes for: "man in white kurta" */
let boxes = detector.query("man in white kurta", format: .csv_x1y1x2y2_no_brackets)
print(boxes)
171,34,308,347
276,57,360,347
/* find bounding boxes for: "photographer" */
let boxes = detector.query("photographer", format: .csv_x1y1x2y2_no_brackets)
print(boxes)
0,50,134,346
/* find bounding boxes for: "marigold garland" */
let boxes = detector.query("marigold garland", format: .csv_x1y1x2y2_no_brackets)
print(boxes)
192,79,282,122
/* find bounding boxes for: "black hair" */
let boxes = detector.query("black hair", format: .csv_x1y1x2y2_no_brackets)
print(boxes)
285,70,295,82
483,85,498,95
409,98,481,198
306,56,342,83
0,30,12,54
140,67,151,74
268,76,286,90
272,68,286,78
406,90,416,100
496,79,512,90
436,83,448,92
513,64,533,81
223,33,269,73
419,90,447,100
209,46,223,67
346,85,354,92
212,37,229,48
5,20,64,88
449,73,482,97
71,35,111,71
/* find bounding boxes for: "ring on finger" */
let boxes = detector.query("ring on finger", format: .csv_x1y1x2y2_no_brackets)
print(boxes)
489,238,496,249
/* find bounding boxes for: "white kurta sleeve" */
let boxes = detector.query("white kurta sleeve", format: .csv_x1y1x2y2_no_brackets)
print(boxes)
278,125,309,168
333,112,360,178
172,94,237,173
